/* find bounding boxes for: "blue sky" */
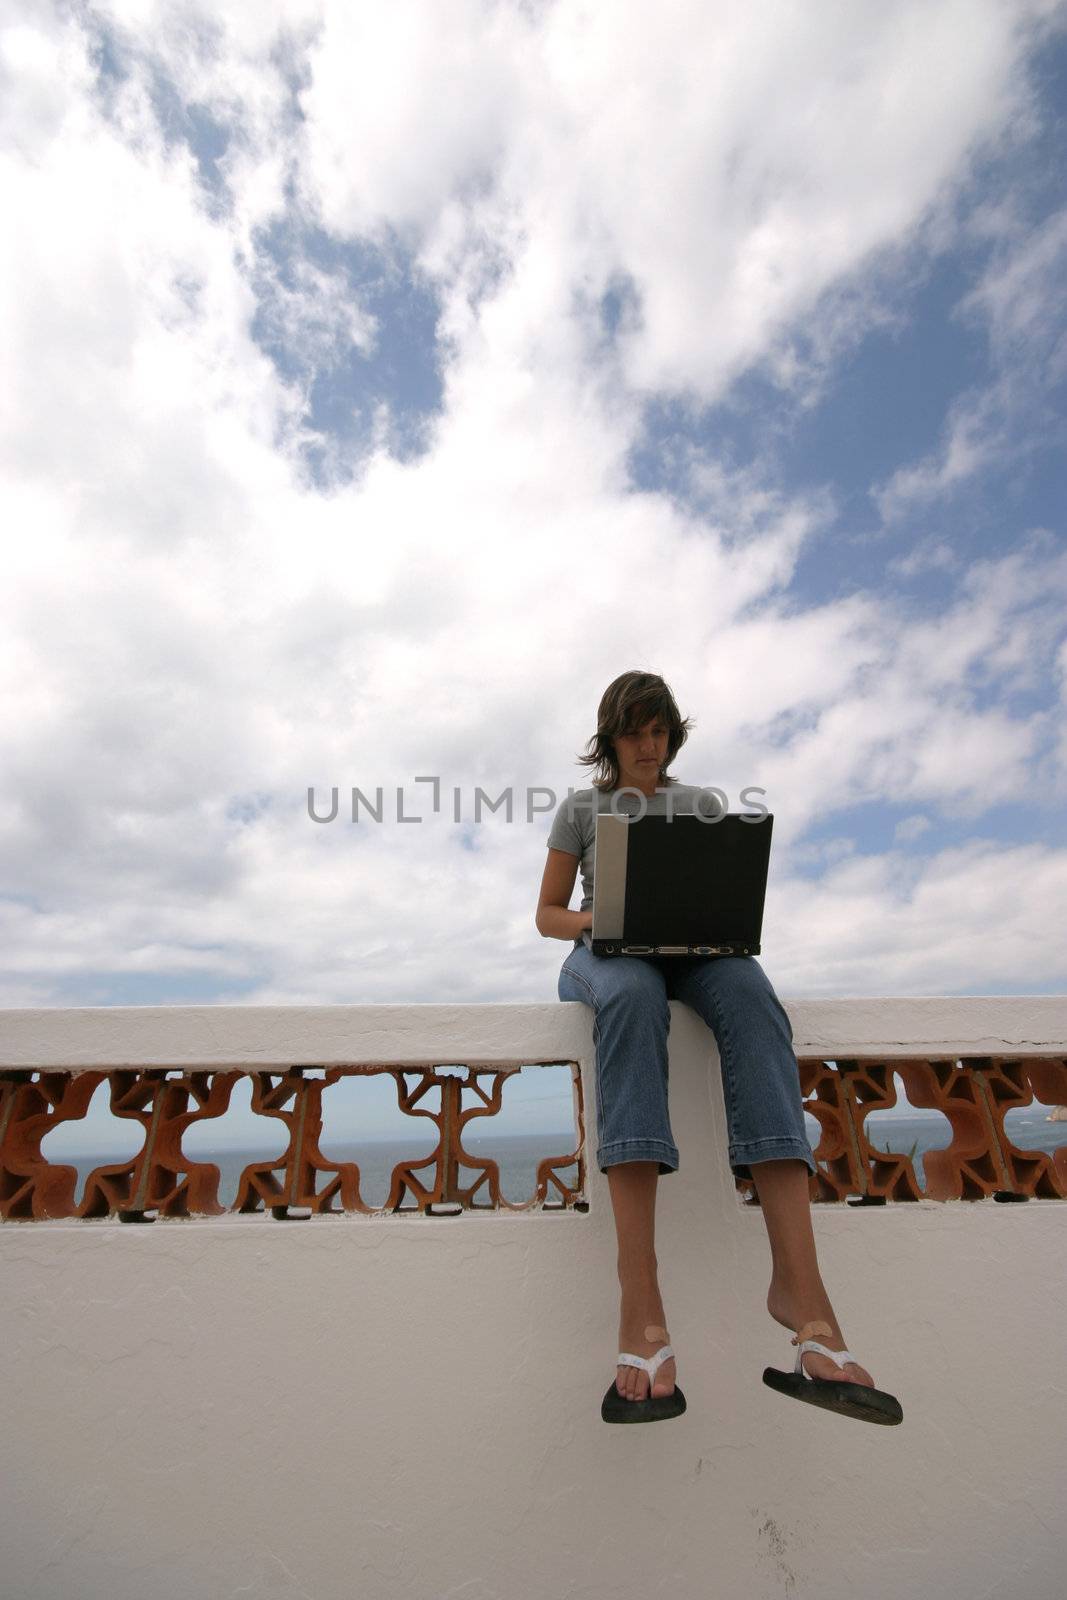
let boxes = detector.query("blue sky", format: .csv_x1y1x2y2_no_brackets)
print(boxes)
2,0,1067,1149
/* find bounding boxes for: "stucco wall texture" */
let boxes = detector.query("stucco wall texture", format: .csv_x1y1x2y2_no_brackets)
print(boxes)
2,997,1065,1600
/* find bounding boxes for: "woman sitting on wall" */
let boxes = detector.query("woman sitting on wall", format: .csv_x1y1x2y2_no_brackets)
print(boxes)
536,668,903,1428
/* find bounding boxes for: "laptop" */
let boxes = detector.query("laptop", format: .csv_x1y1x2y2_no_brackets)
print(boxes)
587,811,773,957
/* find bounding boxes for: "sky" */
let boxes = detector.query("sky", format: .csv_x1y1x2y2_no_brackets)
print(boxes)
2,1,1067,1149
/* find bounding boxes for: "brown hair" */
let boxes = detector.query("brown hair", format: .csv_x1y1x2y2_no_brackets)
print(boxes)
576,670,694,791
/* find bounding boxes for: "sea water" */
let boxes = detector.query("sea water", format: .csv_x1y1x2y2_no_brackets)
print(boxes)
48,1108,1066,1212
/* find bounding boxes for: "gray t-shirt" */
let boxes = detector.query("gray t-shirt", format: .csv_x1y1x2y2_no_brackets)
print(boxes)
545,781,724,919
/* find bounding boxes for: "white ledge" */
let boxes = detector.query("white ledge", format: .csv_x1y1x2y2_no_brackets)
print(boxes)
0,995,1065,1070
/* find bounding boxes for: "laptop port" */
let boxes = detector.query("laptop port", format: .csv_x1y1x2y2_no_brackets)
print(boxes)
655,945,690,954
622,944,653,954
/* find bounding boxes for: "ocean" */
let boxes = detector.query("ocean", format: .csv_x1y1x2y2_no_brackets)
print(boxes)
49,1108,1066,1211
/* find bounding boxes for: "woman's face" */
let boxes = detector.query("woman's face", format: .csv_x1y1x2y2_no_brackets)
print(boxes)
612,714,669,791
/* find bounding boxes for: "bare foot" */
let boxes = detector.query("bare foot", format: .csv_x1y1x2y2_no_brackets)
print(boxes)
766,1282,875,1388
616,1283,676,1401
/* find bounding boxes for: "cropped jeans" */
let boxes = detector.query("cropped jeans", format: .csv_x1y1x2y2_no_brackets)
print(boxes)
558,940,817,1181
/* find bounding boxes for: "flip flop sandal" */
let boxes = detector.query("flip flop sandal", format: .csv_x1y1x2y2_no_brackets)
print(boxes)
601,1324,687,1424
762,1319,903,1426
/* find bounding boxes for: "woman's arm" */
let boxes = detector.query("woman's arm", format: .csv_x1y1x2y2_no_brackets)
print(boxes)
535,848,594,940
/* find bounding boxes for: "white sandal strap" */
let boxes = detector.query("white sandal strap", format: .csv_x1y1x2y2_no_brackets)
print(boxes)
793,1338,855,1375
617,1344,675,1381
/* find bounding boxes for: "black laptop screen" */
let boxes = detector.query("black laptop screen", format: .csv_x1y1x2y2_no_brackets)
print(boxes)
620,814,773,945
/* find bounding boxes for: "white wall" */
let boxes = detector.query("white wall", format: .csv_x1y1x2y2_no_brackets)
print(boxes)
2,998,1066,1600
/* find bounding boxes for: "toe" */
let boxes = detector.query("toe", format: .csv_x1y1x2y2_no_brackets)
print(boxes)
651,1358,676,1398
803,1351,874,1387
616,1365,654,1401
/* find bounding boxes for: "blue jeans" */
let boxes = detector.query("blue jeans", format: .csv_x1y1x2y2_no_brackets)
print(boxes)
558,941,817,1181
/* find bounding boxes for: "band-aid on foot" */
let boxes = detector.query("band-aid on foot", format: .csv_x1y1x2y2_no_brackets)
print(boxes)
644,1324,669,1342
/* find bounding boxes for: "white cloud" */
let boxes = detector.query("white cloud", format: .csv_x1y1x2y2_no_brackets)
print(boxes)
1,0,1065,1006
956,205,1067,378
894,814,931,843
91,0,1060,409
872,206,1067,522
412,0,1060,407
872,369,1023,523
770,840,1067,995
887,540,959,579
253,253,379,370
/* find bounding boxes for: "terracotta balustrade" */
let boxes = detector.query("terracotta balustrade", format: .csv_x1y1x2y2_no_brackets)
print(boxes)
787,1054,1067,1203
0,1062,586,1221
2,1052,1064,1221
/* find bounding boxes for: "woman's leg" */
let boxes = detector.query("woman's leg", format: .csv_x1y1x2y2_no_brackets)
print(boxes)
749,1158,874,1386
667,957,875,1388
558,942,678,1175
558,944,678,1402
606,1161,676,1400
